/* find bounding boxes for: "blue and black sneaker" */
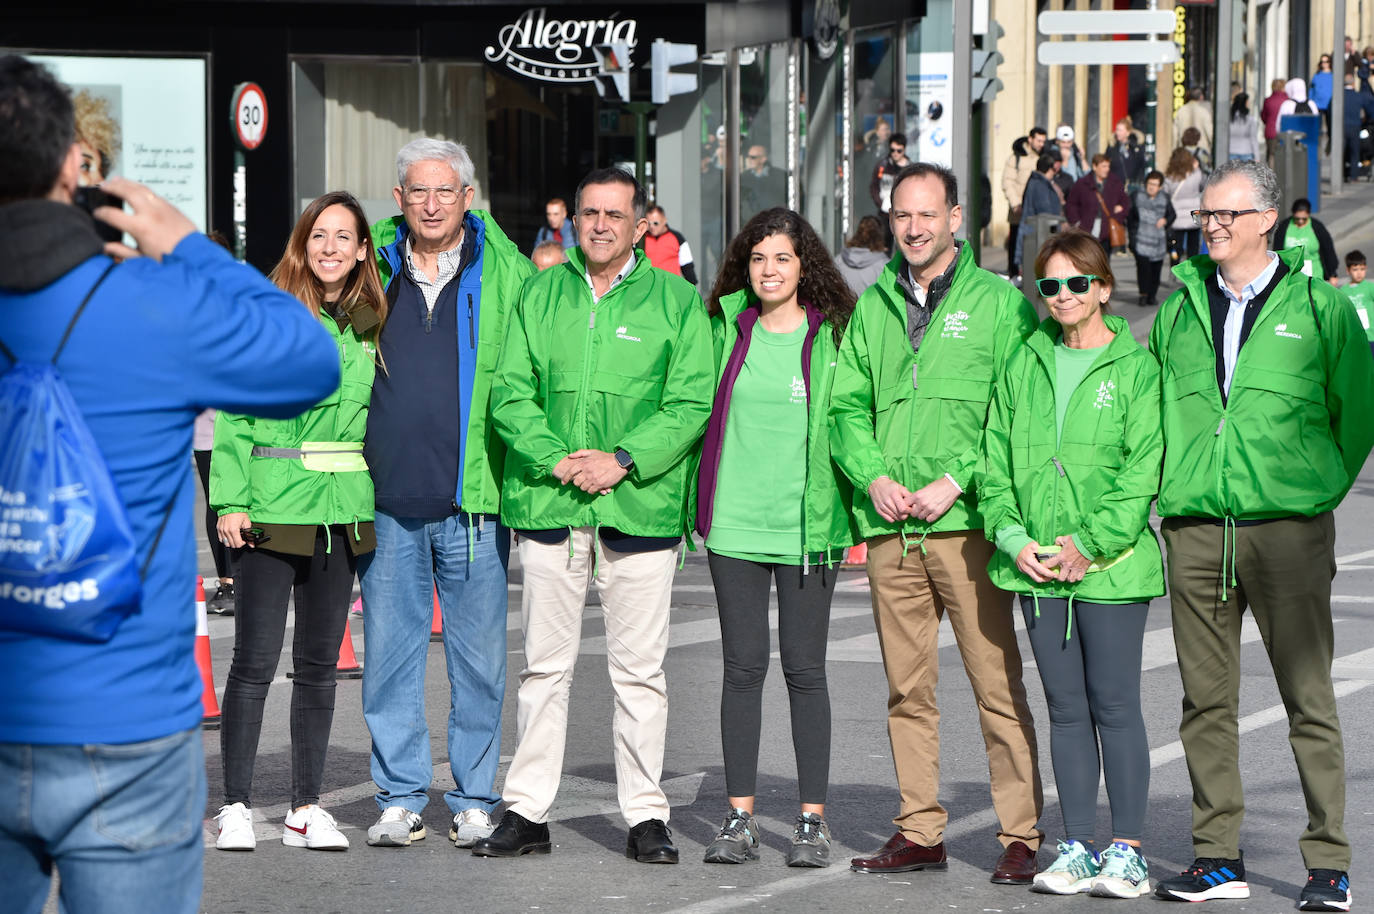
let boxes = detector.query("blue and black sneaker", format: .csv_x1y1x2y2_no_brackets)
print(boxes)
1299,869,1352,912
1154,855,1249,902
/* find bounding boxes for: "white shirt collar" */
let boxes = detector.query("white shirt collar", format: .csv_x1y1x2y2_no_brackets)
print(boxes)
1217,251,1280,307
585,251,637,303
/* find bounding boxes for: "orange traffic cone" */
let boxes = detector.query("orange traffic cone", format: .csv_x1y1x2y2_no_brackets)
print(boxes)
336,619,363,679
430,586,443,641
842,541,868,568
195,576,221,730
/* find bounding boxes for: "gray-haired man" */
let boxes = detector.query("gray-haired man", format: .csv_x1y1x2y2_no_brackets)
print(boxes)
360,138,533,848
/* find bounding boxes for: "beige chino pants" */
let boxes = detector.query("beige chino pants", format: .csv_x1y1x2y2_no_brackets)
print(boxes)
502,530,677,827
867,531,1043,849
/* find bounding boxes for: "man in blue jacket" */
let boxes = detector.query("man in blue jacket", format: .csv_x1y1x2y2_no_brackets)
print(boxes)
361,138,534,849
0,55,339,914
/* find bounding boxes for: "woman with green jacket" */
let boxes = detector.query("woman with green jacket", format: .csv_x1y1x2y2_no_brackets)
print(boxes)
980,230,1164,899
209,192,387,853
695,208,857,868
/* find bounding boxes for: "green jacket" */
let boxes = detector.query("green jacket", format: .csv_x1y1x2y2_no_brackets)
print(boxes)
1149,247,1374,520
370,211,534,514
210,307,377,525
491,247,714,536
691,289,859,555
829,243,1038,539
981,313,1165,601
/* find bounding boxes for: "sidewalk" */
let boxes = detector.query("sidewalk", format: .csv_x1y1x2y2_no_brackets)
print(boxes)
979,167,1374,345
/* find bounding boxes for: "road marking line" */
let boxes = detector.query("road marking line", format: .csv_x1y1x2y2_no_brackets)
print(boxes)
1336,548,1374,564
659,661,1374,913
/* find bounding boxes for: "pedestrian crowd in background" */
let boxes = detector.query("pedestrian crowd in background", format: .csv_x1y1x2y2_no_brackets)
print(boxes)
6,51,1374,914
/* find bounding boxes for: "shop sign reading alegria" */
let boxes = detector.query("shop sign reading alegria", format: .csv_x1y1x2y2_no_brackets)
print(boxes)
485,7,639,83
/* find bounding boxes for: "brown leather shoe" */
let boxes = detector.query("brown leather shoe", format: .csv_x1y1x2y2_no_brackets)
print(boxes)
990,840,1038,884
850,832,947,873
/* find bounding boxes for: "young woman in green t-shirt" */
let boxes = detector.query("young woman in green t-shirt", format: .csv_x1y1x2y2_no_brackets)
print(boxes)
695,208,858,868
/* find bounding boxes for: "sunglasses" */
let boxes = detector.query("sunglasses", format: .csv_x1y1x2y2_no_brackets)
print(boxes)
1036,274,1100,297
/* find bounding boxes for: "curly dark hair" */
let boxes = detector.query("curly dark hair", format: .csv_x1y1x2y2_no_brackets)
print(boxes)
706,208,856,346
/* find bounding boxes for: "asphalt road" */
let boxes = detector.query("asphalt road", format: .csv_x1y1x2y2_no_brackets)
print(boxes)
48,178,1374,914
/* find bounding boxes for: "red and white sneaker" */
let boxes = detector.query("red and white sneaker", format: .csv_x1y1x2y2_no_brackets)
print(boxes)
282,805,349,850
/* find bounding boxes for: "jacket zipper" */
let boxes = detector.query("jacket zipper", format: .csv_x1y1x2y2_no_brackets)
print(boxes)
578,305,597,450
466,293,476,348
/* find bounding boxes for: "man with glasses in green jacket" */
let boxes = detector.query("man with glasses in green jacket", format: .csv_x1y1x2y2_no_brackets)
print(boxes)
1149,160,1374,911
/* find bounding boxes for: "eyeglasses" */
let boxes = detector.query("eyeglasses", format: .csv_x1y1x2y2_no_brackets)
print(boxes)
647,220,664,227
1036,274,1100,297
1191,208,1260,227
404,185,462,205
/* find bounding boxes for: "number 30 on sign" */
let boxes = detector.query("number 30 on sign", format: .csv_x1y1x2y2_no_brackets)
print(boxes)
231,82,268,150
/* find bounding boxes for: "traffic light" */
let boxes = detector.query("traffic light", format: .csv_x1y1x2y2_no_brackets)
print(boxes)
971,20,1005,105
592,43,633,101
651,39,699,105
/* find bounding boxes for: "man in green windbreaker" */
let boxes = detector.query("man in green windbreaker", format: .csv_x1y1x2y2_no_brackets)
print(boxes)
830,163,1045,884
1149,160,1374,911
474,168,713,865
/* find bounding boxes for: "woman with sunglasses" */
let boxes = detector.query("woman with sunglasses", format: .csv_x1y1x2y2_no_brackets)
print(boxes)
980,229,1164,899
210,191,387,852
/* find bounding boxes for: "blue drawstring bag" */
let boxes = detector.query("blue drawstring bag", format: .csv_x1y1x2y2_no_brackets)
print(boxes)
0,264,170,641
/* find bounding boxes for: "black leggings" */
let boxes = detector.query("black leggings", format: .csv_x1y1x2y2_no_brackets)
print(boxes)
221,528,356,809
707,551,836,805
1134,253,1163,302
1020,596,1150,843
194,449,236,580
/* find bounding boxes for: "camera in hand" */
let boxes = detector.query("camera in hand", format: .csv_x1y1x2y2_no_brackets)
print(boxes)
73,186,125,243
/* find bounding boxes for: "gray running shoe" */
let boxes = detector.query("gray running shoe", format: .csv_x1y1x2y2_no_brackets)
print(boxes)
703,809,760,864
785,812,832,868
366,806,426,847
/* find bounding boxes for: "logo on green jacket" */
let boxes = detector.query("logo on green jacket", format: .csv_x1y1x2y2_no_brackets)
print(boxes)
615,325,642,343
941,310,970,339
1093,379,1116,409
1273,323,1303,340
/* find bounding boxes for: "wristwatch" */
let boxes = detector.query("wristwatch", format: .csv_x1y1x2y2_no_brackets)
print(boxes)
613,448,634,470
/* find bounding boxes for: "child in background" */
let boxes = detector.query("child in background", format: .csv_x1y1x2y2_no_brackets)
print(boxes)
1339,250,1374,356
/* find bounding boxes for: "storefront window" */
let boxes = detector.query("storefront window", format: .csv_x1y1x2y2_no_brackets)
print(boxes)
851,28,896,229
905,0,954,168
697,58,727,280
294,59,490,227
738,42,791,225
801,42,842,250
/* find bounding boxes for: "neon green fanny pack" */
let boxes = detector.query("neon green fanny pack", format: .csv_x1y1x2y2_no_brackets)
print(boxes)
250,442,368,472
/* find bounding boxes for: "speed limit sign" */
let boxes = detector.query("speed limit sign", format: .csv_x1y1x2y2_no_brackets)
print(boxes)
231,82,268,151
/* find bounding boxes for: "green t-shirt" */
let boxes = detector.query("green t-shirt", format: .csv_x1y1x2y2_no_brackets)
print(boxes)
1054,340,1108,444
1342,279,1374,343
1283,221,1320,277
707,320,810,563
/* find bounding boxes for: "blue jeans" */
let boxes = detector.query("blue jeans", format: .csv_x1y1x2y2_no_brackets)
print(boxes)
359,509,510,815
0,728,206,914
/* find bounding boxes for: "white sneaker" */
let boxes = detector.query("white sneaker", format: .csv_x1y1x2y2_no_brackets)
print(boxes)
215,802,256,851
449,807,495,847
282,805,349,850
367,806,427,847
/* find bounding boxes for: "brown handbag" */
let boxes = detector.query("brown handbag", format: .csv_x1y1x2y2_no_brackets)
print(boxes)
1096,189,1128,247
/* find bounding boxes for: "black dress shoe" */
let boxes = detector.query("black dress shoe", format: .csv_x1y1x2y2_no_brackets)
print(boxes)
626,818,678,864
471,810,550,857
